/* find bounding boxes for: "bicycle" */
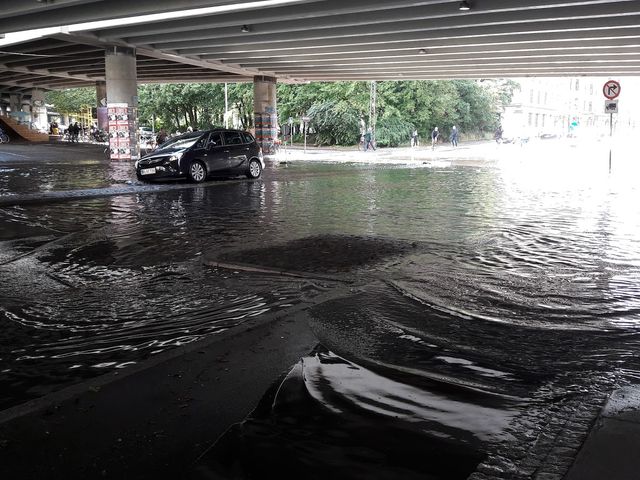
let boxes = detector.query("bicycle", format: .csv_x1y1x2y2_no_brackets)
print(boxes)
0,128,9,144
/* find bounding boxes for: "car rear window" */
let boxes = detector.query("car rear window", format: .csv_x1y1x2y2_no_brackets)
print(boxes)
241,132,255,144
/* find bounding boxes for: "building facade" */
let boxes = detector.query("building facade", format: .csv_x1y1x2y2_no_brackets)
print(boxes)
502,76,639,140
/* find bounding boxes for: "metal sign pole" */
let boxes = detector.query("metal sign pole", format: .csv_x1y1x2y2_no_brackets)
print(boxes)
603,80,620,172
609,112,613,171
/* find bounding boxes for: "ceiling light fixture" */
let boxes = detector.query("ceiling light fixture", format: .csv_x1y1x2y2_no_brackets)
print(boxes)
240,25,251,33
458,1,471,11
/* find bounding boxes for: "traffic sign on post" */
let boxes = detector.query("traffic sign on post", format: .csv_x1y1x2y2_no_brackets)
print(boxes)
603,80,621,99
602,80,620,171
605,100,618,114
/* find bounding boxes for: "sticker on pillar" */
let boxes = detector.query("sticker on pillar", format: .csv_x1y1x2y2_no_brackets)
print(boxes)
107,103,131,160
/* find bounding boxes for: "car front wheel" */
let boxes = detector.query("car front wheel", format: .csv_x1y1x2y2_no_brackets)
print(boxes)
188,160,207,183
246,159,262,179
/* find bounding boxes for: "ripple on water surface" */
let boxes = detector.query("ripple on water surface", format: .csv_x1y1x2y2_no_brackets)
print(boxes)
0,254,319,410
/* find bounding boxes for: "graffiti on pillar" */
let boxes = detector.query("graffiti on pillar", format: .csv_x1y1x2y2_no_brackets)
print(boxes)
255,112,278,154
107,103,138,161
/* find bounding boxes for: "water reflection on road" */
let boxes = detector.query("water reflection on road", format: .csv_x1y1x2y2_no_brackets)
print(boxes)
1,140,640,478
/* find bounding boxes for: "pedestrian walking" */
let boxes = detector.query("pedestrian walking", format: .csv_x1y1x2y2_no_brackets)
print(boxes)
359,117,366,151
494,125,503,144
364,127,376,151
70,122,80,142
431,127,439,150
411,129,419,147
449,125,459,147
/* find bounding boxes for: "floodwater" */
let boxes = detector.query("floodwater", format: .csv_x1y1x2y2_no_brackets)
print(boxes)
2,139,640,478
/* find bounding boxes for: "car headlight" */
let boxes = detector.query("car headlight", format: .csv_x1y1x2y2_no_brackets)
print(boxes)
169,152,183,162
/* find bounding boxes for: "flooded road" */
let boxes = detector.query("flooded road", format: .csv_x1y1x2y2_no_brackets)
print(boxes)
2,139,640,478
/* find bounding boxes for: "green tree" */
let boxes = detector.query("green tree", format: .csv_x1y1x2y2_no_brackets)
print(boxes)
45,78,515,144
307,100,360,145
227,83,254,129
375,116,414,147
138,83,225,131
137,83,255,132
45,87,95,114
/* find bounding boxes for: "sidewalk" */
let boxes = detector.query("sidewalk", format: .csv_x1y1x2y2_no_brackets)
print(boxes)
275,140,500,166
564,386,640,480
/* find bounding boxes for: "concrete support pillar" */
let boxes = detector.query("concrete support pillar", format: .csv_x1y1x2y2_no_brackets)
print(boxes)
105,46,138,160
20,97,31,125
105,47,137,105
30,89,47,131
96,81,108,130
253,75,277,154
96,81,107,106
9,94,20,118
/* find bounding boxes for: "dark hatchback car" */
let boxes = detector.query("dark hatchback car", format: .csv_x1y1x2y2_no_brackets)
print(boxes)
136,128,264,182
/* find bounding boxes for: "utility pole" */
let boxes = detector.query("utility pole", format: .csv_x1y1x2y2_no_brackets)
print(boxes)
369,80,377,141
224,83,229,128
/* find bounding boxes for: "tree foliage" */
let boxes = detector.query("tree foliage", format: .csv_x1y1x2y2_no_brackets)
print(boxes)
375,116,414,147
45,87,95,114
136,83,253,132
307,100,360,145
277,79,517,144
138,83,223,131
45,79,517,144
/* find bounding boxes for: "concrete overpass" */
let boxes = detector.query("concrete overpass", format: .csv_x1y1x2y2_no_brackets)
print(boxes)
1,0,638,148
1,0,640,91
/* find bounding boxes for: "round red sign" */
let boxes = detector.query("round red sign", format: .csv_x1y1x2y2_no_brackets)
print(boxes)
603,80,621,100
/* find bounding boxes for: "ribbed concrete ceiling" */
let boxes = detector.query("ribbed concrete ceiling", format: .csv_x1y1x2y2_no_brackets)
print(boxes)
1,0,639,94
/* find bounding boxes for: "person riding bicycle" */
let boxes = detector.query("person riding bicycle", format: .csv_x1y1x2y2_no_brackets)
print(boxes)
0,126,9,143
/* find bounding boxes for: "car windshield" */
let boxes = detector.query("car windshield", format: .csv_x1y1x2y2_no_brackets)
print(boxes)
160,133,204,150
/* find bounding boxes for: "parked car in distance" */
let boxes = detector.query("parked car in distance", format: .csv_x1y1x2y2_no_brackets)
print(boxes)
136,128,264,183
139,126,154,140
